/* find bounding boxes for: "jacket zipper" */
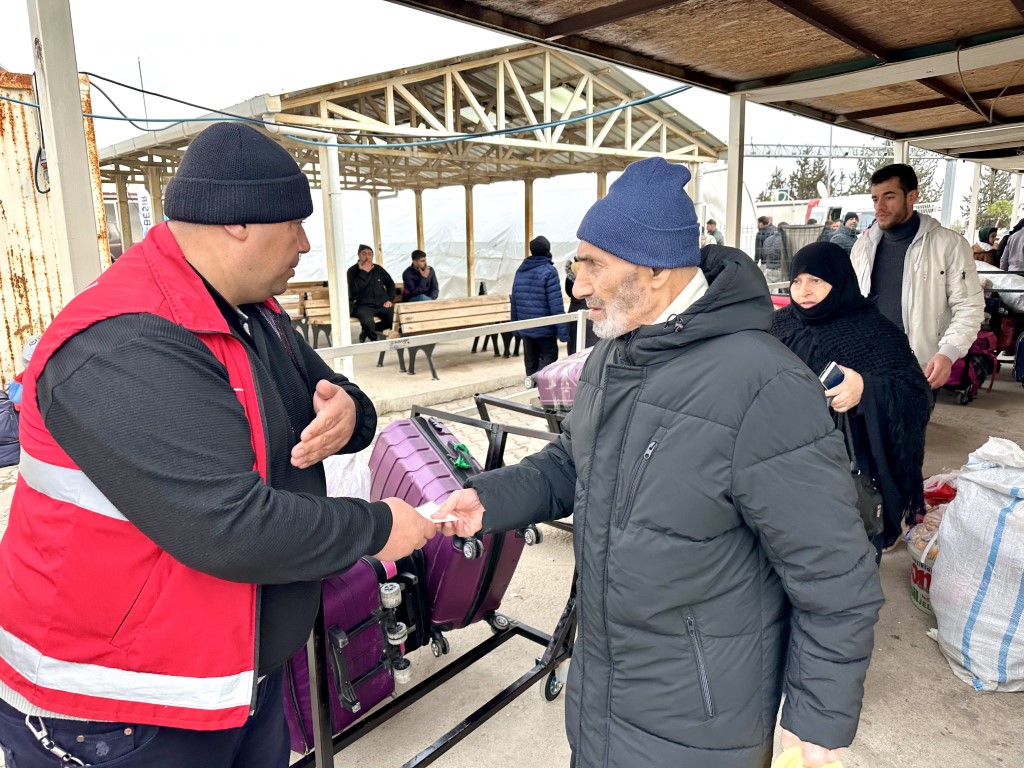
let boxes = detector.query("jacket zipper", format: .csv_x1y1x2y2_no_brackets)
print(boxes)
616,440,658,529
245,337,269,714
686,614,715,719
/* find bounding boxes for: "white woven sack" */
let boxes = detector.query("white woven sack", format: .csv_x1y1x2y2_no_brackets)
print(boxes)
931,437,1024,691
323,451,371,500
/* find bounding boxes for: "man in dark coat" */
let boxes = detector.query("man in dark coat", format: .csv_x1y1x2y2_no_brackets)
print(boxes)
830,212,860,255
511,235,570,377
347,244,398,342
402,249,439,301
439,158,882,768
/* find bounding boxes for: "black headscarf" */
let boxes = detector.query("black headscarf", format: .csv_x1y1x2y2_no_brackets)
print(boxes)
771,242,931,544
789,241,871,324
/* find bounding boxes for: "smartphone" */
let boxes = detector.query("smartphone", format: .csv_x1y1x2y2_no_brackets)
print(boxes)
819,361,845,390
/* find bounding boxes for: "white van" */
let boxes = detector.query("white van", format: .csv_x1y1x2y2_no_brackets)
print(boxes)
806,195,875,231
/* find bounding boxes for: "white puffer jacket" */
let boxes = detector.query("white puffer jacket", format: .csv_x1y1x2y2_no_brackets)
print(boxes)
850,213,984,367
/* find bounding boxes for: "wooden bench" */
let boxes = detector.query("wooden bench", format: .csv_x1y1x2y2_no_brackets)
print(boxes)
385,294,511,380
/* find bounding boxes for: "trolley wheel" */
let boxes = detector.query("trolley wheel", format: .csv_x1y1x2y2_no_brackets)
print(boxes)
524,375,535,389
430,635,450,657
959,392,970,405
386,622,408,646
379,582,402,609
542,670,564,701
524,525,543,546
488,613,511,634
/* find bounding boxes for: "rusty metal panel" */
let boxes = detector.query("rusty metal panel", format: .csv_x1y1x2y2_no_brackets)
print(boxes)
0,72,105,388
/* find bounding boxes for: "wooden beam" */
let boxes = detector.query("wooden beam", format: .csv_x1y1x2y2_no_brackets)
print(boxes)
415,188,425,250
765,0,888,60
465,184,475,296
544,0,686,39
370,191,383,265
524,178,534,255
842,84,1024,121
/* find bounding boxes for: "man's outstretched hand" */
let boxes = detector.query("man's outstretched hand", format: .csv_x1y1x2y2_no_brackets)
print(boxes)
778,728,844,767
374,498,437,561
434,489,486,537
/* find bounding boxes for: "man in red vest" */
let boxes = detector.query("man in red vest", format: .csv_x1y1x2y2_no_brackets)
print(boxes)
0,122,436,767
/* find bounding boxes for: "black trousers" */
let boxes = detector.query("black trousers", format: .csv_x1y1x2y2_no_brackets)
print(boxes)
352,305,394,341
0,671,288,768
523,336,559,376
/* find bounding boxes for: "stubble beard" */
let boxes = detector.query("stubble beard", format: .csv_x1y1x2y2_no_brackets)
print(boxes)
589,272,648,339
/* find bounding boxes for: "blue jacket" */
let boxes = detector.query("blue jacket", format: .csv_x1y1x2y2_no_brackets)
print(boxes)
511,255,569,341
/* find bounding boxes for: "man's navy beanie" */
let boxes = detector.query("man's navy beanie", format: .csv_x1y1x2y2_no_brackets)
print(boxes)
576,157,700,269
164,122,313,224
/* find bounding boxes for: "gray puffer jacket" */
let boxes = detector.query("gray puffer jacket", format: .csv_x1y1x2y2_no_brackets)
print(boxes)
468,246,883,768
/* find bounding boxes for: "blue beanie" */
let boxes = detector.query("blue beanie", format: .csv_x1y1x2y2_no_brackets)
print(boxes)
165,122,313,225
576,157,700,269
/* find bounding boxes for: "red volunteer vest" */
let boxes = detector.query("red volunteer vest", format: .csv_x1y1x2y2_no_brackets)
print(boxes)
0,224,273,730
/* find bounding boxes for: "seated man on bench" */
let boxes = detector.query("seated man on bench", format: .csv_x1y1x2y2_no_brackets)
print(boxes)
402,249,439,302
348,244,398,342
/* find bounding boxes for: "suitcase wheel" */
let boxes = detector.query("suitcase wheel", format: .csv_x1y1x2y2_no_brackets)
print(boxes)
379,582,402,609
958,391,971,405
393,656,412,685
521,525,543,546
487,613,511,634
430,635,450,657
453,536,484,559
387,622,409,646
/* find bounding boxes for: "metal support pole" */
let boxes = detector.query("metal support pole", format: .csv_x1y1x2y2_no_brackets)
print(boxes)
27,0,103,299
893,141,909,166
725,93,746,249
146,168,163,223
465,184,475,296
370,191,383,265
693,163,703,206
939,159,957,227
320,137,353,379
967,163,982,241
524,178,534,256
596,171,607,200
1012,172,1023,221
415,188,425,251
114,175,133,251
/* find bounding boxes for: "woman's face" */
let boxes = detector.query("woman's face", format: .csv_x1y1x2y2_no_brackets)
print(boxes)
989,230,998,245
790,272,833,309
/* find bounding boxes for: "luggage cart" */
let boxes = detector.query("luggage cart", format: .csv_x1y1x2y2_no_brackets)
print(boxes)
293,406,577,768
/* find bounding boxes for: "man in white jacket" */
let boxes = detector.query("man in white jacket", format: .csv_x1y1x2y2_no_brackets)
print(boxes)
850,164,983,390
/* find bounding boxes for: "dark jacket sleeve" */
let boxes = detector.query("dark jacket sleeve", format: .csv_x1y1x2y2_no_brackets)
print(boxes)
381,267,396,300
547,269,570,343
465,411,577,532
730,366,883,749
347,265,358,312
428,268,439,300
37,315,392,586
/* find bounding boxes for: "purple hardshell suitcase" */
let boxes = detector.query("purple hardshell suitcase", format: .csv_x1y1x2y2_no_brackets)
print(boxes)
283,557,406,754
369,416,527,639
534,348,592,410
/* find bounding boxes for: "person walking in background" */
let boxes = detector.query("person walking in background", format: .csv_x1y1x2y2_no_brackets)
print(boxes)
761,221,787,283
771,242,931,561
438,157,882,768
564,256,598,354
0,122,435,768
754,215,776,264
706,218,724,245
347,244,398,342
817,218,841,242
511,235,569,377
402,249,439,302
850,163,983,391
1000,224,1024,273
995,217,1024,267
830,212,860,255
971,226,999,267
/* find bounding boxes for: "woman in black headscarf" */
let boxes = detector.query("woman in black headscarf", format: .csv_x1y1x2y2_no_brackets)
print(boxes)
770,242,931,556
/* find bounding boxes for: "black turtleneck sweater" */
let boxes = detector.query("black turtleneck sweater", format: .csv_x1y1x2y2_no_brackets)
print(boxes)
869,212,920,331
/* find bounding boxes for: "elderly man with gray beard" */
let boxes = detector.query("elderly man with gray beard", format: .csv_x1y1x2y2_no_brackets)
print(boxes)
437,157,882,768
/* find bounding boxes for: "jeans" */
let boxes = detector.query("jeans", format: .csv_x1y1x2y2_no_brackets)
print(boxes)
405,294,433,302
351,305,394,341
0,671,288,768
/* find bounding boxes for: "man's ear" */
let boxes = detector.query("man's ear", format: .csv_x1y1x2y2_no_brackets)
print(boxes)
223,224,248,242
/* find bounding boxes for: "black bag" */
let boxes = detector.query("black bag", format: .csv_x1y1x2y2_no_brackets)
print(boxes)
838,414,883,539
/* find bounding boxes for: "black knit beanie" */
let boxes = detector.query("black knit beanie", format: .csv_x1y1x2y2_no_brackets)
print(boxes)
529,235,551,257
164,122,313,224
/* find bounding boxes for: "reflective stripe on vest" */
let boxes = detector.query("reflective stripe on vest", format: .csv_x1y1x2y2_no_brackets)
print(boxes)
0,624,253,710
18,451,128,522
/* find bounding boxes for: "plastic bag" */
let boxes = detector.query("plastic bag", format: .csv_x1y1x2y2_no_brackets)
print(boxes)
923,470,960,506
931,437,1024,691
323,451,371,500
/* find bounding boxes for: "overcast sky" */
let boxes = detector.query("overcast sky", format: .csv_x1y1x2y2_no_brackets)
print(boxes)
0,0,994,215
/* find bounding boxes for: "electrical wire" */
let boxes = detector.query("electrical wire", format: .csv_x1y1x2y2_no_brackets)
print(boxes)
955,44,994,124
87,77,189,132
33,147,50,194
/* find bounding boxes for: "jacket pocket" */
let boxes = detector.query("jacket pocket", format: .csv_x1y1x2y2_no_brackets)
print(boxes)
110,553,173,652
685,611,716,720
616,427,666,529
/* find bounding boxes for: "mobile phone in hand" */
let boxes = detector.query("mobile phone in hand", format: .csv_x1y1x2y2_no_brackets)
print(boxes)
819,361,845,390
